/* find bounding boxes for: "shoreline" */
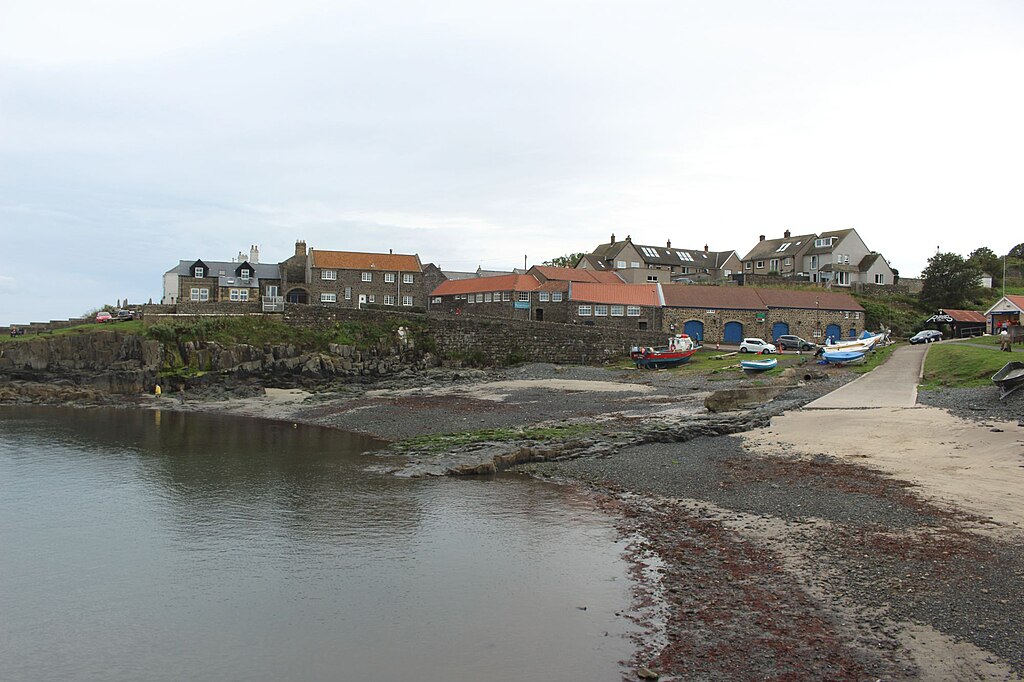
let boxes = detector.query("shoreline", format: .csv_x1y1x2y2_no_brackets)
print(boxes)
3,362,1023,679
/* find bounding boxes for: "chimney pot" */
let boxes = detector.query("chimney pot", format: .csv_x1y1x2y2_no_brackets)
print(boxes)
759,234,766,242
610,233,616,244
784,230,791,239
666,239,672,248
704,244,709,253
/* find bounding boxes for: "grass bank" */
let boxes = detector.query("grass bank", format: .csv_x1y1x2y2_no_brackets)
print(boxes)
921,343,1013,389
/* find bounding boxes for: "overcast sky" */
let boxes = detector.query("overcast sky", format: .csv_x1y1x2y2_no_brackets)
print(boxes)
2,1,1022,324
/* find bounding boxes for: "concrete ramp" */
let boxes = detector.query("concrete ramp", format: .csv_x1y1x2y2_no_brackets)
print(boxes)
804,344,928,409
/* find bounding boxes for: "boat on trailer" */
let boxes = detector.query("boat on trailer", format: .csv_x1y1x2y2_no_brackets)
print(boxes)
632,334,701,369
992,361,1024,400
741,357,777,372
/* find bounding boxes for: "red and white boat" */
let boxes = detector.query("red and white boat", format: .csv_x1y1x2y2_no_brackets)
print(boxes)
631,334,701,369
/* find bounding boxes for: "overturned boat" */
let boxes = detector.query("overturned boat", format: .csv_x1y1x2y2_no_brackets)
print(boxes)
992,361,1024,400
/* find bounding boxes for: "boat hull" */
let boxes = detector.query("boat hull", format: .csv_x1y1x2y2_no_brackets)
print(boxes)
741,358,777,372
992,361,1024,400
821,350,866,365
635,348,699,369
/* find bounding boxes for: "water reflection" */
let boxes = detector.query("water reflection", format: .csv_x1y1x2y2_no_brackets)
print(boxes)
0,406,635,682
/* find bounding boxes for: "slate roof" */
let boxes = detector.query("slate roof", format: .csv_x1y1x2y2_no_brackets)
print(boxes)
311,250,422,272
741,233,817,261
806,229,855,255
570,283,662,306
586,240,737,271
166,260,281,279
431,274,539,296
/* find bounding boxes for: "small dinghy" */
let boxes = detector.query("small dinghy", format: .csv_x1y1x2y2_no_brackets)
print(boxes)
741,357,777,372
992,361,1024,400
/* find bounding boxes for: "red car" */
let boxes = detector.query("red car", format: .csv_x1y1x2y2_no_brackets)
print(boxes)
95,311,112,323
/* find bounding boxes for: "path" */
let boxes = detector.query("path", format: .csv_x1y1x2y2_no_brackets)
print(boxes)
803,343,928,409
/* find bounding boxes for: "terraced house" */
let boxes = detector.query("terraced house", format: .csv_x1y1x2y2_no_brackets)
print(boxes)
162,246,282,310
577,234,741,283
741,228,896,286
280,241,426,309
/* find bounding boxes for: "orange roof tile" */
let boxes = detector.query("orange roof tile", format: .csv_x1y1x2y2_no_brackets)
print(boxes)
1008,295,1024,309
530,266,624,284
570,283,661,306
431,274,540,297
312,250,422,272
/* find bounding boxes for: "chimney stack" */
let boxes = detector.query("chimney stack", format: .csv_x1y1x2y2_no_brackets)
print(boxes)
250,245,260,264
610,233,616,244
759,234,766,242
704,244,709,253
666,239,672,248
783,230,791,239
389,248,393,254
295,240,307,258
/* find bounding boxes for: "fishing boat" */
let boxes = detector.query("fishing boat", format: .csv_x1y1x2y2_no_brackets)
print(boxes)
992,361,1024,400
823,332,885,353
741,357,777,372
632,334,701,369
821,349,867,365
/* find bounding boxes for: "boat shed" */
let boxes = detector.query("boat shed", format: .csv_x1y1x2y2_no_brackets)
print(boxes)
926,309,987,339
984,295,1024,339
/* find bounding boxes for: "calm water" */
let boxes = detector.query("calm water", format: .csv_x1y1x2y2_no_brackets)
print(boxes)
0,406,636,681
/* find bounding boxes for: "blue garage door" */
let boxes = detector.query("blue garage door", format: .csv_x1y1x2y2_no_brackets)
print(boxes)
771,322,789,341
825,324,842,342
684,320,704,342
724,321,744,344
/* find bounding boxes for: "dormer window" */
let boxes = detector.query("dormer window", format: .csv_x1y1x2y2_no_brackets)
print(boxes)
814,237,834,248
195,267,204,278
241,268,250,280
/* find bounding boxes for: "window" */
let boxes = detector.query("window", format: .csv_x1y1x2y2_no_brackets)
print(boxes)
617,260,626,269
647,275,658,282
552,292,563,302
467,295,474,304
484,293,492,302
476,293,483,303
320,293,336,303
229,288,249,301
641,247,660,258
367,295,375,303
810,255,818,269
402,296,413,306
432,297,442,304
190,288,200,301
518,292,530,302
843,254,850,264
835,271,850,285
194,267,204,278
539,292,550,301
874,273,885,284
344,287,352,300
854,312,860,319
678,251,694,262
705,309,716,314
240,269,250,280
594,305,608,316
756,260,765,269
384,295,396,306
322,270,337,280
361,272,372,282
627,306,641,317
783,258,791,266
844,311,850,319
403,274,414,284
769,259,779,271
611,305,624,316
384,273,395,283
578,305,592,316
745,262,752,270
630,261,640,268
814,237,834,248
503,292,510,301
775,243,791,252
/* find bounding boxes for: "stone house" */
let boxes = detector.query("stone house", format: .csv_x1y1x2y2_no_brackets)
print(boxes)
162,246,282,308
280,241,426,309
661,284,864,344
430,274,550,320
568,282,662,331
741,228,896,287
577,234,741,283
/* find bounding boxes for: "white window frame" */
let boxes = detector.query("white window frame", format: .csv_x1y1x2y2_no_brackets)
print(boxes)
647,275,658,282
745,262,752,270
476,293,483,303
538,291,550,301
361,272,372,282
630,261,640,268
578,305,592,316
320,292,336,303
552,292,563,302
190,288,201,301
402,295,413,307
769,259,779,271
344,287,352,300
502,292,511,302
616,260,626,269
484,293,492,302
518,292,530,302
610,305,624,316
626,306,641,317
432,297,442,304
403,273,414,284
756,260,765,269
594,305,608,316
367,295,375,303
240,268,250,280
874,273,884,284
322,270,337,280
384,273,396,283
195,267,204,278
383,295,396,306
835,271,850,285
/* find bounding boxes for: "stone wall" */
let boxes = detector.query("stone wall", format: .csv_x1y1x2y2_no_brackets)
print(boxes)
663,307,863,344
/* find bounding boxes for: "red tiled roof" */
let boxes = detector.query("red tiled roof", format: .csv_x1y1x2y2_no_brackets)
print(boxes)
756,288,864,312
570,283,660,306
942,309,987,323
536,280,570,292
1008,295,1024,309
312,250,422,272
431,274,540,296
530,266,624,284
662,284,766,310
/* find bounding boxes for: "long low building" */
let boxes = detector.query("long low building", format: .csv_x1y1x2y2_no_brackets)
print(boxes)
430,267,865,341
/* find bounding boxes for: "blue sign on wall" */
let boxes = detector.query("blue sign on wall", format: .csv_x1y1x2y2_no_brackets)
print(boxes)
514,301,531,310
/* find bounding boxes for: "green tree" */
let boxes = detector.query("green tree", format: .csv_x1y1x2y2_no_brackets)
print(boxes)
920,252,981,309
1008,243,1024,259
542,252,586,268
967,246,1001,285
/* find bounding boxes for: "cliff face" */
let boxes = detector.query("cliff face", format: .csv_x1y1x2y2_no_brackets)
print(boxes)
0,331,163,373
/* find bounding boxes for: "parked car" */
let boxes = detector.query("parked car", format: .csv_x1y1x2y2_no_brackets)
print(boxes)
775,334,816,351
114,309,137,321
673,277,697,285
739,338,777,354
909,329,943,344
95,311,112,323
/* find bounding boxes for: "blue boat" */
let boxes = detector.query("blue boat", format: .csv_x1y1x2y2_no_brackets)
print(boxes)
821,349,866,365
740,358,777,372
